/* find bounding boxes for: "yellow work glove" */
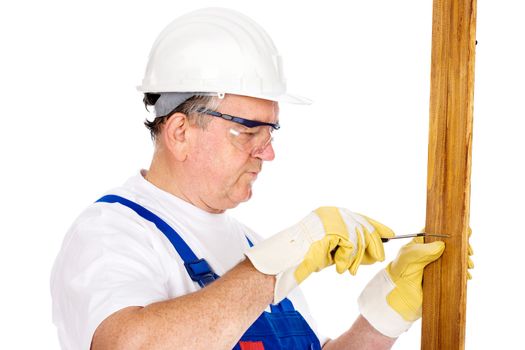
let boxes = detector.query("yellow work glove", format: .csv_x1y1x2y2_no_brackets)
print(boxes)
358,237,445,338
467,227,474,280
420,226,474,280
245,207,395,303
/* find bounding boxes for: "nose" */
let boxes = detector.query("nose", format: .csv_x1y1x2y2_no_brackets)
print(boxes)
252,142,275,161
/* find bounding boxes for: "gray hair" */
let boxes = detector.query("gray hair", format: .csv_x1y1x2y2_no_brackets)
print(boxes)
143,93,223,141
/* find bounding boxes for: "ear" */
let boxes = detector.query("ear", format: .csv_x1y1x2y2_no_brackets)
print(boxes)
161,113,191,161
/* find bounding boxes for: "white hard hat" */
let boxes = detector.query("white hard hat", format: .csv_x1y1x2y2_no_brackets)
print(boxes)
138,7,311,104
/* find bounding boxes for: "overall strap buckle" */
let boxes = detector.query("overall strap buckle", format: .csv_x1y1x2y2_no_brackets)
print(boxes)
184,258,219,288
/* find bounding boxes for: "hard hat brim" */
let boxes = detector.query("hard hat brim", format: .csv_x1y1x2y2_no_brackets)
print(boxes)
271,93,312,105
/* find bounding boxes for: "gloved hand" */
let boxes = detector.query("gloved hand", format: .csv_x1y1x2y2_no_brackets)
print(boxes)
358,237,445,338
245,207,395,303
421,226,474,280
467,227,474,280
420,226,474,280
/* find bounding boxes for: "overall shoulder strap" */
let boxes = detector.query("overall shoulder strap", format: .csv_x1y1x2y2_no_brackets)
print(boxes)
96,194,218,287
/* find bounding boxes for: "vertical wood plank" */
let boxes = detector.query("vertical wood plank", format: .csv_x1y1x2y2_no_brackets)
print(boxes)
421,0,477,349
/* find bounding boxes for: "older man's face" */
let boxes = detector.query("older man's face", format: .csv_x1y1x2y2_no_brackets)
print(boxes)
186,94,278,212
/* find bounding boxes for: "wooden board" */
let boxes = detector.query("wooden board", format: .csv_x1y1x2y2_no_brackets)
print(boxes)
421,0,477,349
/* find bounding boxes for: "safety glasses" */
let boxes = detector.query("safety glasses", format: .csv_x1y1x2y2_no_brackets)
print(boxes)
197,108,280,130
197,108,280,155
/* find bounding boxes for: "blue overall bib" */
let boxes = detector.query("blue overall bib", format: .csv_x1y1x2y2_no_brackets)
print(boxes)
96,195,322,350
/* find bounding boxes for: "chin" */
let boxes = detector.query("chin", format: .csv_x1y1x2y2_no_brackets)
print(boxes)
229,188,253,208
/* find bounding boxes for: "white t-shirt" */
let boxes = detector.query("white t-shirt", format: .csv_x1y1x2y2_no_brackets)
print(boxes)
51,171,327,349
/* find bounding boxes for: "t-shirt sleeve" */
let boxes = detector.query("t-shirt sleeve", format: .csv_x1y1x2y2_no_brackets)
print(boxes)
51,205,171,350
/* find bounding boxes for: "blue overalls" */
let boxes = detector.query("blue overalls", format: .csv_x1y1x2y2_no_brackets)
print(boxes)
97,195,322,350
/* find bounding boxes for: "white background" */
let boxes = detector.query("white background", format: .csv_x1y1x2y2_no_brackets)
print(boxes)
1,0,523,348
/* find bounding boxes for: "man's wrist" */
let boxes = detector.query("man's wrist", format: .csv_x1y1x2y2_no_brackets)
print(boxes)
240,258,276,303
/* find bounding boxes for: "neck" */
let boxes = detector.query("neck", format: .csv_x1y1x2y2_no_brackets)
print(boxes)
144,152,225,214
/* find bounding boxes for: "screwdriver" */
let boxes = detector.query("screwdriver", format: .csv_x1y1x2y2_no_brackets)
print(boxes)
381,233,450,243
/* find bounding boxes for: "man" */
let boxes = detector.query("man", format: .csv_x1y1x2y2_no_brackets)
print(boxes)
51,8,445,349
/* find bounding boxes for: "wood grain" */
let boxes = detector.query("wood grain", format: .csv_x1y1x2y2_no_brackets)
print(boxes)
421,0,477,349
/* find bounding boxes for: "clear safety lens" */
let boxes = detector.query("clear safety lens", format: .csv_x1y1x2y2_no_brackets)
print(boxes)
229,125,274,154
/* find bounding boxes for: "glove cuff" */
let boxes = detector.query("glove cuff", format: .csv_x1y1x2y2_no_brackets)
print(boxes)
358,269,414,338
245,212,325,303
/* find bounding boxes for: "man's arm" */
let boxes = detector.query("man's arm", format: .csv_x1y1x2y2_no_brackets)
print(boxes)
91,259,274,350
91,207,396,349
322,315,396,350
